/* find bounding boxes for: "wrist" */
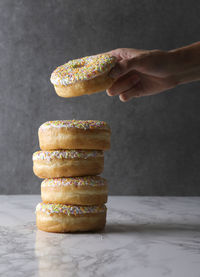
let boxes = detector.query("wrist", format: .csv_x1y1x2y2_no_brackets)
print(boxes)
168,42,200,85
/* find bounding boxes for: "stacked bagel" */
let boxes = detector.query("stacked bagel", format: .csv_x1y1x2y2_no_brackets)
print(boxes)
33,120,110,232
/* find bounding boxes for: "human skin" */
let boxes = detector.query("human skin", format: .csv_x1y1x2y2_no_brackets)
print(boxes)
106,42,200,102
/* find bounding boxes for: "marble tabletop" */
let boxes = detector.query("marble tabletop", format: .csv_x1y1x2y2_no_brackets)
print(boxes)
0,196,200,277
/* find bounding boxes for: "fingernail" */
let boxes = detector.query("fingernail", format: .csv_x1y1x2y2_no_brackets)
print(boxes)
119,94,128,102
107,89,115,96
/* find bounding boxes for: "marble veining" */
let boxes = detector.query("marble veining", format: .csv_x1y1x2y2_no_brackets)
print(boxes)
0,196,200,277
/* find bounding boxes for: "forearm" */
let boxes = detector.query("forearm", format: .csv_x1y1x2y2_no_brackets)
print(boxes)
169,42,200,85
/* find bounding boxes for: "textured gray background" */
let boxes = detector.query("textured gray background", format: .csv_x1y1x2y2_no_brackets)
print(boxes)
0,0,200,195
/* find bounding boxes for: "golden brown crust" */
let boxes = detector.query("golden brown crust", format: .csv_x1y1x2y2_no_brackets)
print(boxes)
41,185,108,205
36,211,106,232
39,128,111,151
53,72,114,98
33,157,104,178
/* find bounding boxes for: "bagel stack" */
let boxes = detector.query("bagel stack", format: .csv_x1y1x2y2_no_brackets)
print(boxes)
33,120,111,232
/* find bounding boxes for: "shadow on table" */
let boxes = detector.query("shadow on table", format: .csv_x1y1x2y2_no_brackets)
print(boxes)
104,222,200,234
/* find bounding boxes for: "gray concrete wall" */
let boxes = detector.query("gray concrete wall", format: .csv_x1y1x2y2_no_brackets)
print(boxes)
0,0,200,195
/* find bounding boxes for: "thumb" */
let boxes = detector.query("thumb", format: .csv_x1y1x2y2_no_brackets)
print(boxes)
109,57,141,79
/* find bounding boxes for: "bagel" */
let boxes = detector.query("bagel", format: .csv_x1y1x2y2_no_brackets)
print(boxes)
33,150,104,178
50,54,116,97
36,203,107,232
41,176,108,205
38,120,111,150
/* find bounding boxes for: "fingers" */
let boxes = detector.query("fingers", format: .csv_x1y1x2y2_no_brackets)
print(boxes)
109,56,142,79
106,48,131,61
119,83,143,102
106,49,124,61
107,71,143,102
106,48,145,60
107,71,140,96
109,59,133,79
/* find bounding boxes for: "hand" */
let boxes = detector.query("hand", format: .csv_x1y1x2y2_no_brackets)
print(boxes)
106,48,178,102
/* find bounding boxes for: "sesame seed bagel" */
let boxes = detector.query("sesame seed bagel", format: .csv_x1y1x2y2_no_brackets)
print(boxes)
50,54,116,98
36,203,107,232
41,176,108,205
38,120,111,151
33,150,104,178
